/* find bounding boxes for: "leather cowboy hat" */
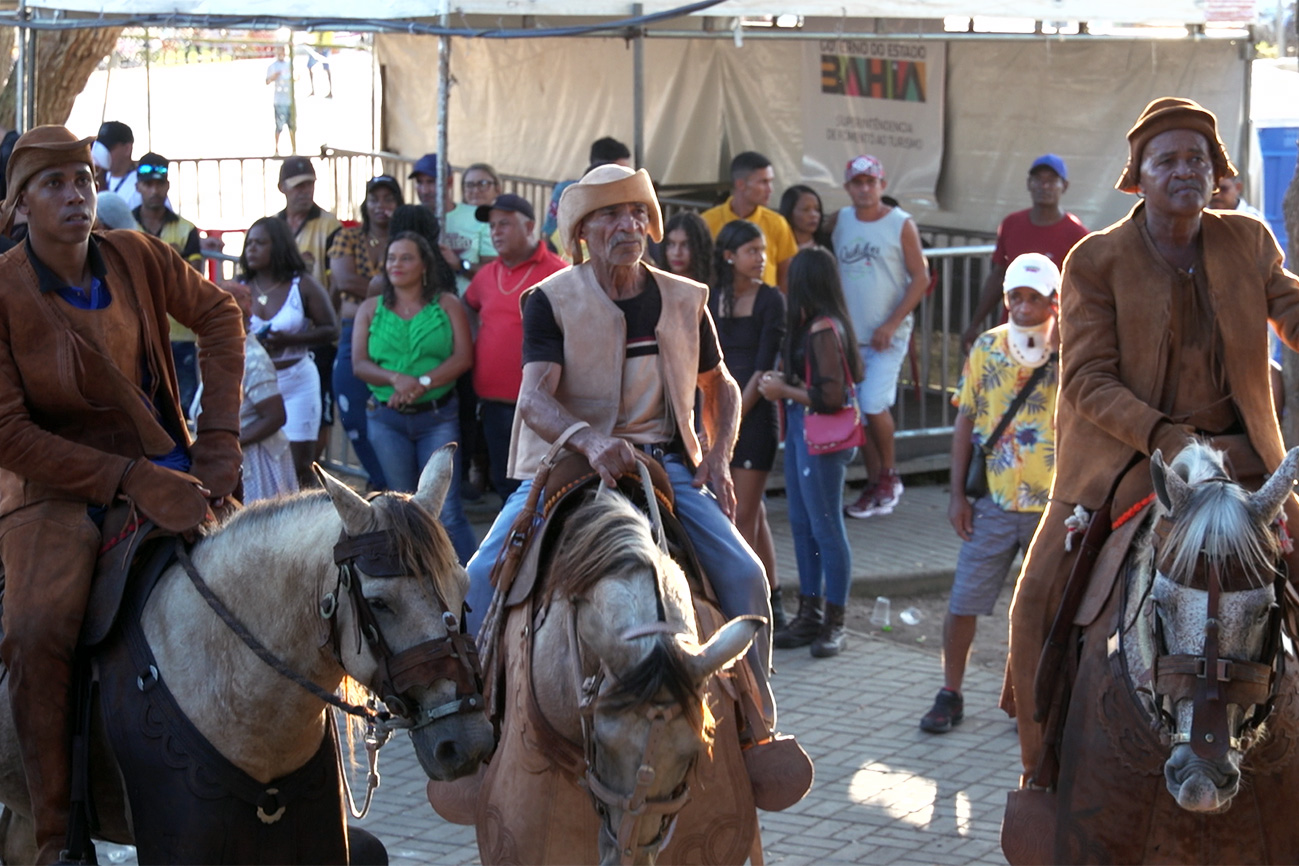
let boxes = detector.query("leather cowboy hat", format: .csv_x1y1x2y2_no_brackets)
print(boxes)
556,164,662,261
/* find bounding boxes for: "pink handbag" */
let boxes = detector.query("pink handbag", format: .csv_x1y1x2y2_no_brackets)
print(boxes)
802,319,865,455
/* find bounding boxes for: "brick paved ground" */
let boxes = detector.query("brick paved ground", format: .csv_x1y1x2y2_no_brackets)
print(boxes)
103,482,1022,865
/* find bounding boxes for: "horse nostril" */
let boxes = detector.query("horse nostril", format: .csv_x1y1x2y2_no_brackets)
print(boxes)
435,739,464,767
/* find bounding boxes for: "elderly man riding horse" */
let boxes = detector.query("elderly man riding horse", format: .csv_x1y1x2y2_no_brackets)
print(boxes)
1007,97,1299,788
464,164,776,726
0,126,244,864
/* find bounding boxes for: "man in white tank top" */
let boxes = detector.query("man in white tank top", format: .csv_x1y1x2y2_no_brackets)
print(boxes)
830,155,930,519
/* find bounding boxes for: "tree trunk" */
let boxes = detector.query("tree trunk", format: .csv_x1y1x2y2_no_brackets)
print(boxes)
0,26,121,130
1281,144,1299,448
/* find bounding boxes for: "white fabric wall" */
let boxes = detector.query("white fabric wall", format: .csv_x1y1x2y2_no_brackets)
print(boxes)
377,33,1247,236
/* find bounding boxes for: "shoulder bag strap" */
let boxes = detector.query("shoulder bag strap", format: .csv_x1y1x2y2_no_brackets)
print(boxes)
803,317,857,411
980,352,1056,454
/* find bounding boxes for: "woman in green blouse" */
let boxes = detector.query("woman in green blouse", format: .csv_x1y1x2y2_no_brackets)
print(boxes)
352,230,477,562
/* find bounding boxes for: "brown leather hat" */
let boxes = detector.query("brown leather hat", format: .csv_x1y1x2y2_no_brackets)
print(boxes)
1115,97,1235,194
0,125,95,229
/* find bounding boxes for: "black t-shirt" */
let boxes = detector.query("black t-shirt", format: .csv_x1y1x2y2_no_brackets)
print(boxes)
521,280,721,371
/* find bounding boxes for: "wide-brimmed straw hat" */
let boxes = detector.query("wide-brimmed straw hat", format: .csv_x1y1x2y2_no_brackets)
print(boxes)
556,164,662,260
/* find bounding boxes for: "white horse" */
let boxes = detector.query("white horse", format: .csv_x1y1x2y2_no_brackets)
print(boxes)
474,488,763,866
0,445,495,864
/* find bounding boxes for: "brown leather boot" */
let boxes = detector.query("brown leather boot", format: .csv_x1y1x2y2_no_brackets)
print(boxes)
811,602,847,657
773,595,822,649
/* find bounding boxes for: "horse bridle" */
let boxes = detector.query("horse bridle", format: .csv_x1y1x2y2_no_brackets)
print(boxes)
1149,510,1288,759
570,616,695,866
328,528,485,730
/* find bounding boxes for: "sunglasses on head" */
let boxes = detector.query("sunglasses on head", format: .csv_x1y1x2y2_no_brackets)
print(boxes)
137,163,168,178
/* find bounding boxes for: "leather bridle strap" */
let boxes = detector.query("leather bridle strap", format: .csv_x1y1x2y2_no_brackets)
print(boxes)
1189,564,1231,760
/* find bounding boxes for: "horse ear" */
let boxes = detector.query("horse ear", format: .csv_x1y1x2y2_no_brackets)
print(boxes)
1248,446,1299,524
679,615,763,685
413,443,457,517
315,463,374,535
1152,449,1174,511
1151,448,1193,514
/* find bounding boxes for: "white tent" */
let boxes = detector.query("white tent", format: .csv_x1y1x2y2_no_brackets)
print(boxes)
9,0,1252,234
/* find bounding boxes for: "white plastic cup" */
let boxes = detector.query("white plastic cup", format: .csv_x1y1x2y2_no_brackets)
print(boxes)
870,596,891,629
899,606,923,626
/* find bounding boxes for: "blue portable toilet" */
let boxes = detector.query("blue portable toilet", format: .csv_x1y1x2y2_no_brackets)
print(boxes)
1259,125,1297,263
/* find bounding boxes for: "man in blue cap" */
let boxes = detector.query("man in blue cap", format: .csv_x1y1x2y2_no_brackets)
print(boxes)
961,154,1089,352
409,152,453,214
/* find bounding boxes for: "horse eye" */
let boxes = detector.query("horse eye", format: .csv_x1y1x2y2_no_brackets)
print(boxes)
367,597,392,613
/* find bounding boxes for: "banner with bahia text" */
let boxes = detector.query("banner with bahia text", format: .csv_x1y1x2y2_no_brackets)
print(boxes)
802,39,946,208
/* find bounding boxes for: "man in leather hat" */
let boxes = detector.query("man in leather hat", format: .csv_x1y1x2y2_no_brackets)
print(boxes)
0,125,244,863
464,164,777,725
1006,97,1299,785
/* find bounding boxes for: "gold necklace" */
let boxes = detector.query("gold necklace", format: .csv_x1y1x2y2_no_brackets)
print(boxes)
252,277,282,307
497,260,540,295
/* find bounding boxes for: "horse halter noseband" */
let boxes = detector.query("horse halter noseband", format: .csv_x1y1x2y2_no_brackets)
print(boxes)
329,528,485,729
1149,506,1287,759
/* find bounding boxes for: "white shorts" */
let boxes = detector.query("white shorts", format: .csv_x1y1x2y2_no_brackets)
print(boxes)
855,317,913,415
275,355,322,443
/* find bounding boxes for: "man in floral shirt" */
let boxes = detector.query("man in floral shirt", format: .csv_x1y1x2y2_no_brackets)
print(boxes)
920,253,1060,733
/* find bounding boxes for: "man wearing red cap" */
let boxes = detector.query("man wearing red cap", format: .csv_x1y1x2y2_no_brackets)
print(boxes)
1006,98,1299,786
0,125,244,863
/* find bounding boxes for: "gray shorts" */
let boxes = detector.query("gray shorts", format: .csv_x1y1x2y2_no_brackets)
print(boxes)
949,498,1043,616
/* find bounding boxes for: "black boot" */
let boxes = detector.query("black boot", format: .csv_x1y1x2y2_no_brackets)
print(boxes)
810,602,847,658
769,585,789,631
773,595,823,649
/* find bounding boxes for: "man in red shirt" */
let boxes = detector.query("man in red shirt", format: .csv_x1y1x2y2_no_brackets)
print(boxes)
464,193,566,497
961,154,1089,352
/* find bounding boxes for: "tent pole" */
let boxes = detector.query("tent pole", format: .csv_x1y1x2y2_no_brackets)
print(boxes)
144,28,153,151
437,12,449,226
633,3,644,170
14,0,25,134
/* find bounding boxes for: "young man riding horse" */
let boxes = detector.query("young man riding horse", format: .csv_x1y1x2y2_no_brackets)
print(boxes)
463,164,777,727
1006,97,1299,789
0,125,244,864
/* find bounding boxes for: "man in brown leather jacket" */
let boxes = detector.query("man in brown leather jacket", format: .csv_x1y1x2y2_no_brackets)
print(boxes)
0,125,244,863
1006,98,1299,785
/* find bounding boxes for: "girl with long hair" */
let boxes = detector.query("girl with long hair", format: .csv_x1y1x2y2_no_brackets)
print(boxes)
653,210,714,285
779,184,830,250
710,220,787,628
758,247,863,657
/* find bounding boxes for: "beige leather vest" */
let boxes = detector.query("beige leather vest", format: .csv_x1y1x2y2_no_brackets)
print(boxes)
507,263,705,480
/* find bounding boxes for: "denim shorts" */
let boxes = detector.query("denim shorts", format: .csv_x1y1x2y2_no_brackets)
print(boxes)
855,317,912,415
949,497,1044,616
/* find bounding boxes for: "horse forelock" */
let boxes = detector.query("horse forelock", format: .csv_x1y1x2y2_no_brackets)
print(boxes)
602,638,715,743
1158,480,1280,590
366,492,461,608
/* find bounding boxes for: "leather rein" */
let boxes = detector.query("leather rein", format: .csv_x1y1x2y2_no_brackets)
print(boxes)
1148,507,1288,759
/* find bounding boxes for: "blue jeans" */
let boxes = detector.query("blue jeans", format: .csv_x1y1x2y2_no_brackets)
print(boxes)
171,341,198,421
334,319,386,490
366,399,478,564
783,403,855,606
466,453,775,725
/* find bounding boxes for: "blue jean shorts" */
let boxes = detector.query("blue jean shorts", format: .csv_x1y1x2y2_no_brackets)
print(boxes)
855,316,912,415
949,497,1044,616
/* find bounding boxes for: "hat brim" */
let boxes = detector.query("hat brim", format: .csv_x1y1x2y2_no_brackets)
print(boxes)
281,174,315,190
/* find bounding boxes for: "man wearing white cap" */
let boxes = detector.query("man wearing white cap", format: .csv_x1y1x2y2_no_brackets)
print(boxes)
465,163,777,723
921,253,1059,736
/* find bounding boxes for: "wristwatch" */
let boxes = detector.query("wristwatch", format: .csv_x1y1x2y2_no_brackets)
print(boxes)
459,258,472,274
418,375,433,388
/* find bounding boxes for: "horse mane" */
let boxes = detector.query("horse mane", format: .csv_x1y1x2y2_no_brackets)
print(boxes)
211,487,461,607
548,491,713,740
1160,443,1281,589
